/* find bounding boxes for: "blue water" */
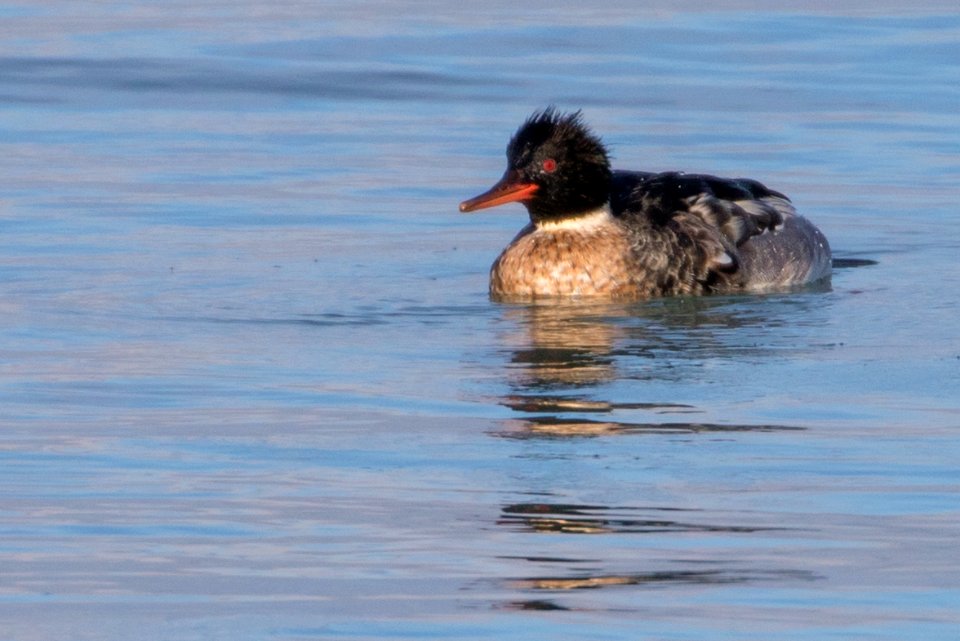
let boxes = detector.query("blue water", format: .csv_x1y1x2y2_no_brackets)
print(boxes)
2,3,960,640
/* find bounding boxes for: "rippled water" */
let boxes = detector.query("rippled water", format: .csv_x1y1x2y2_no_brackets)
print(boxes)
2,2,959,640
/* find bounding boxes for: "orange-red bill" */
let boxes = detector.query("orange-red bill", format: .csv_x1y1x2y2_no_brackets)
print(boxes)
459,172,539,213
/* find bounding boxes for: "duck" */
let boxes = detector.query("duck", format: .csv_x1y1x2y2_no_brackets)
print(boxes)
459,108,831,300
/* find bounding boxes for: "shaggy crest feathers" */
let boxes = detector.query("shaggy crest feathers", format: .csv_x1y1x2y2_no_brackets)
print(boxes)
507,108,609,171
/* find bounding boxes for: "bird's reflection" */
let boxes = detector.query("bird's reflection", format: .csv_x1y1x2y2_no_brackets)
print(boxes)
492,294,827,438
493,501,818,612
485,294,830,611
498,301,627,390
504,567,817,593
507,569,814,591
495,415,802,439
498,502,790,535
498,561,818,613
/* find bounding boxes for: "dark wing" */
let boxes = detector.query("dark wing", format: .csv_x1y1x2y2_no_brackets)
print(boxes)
614,171,788,246
613,171,796,288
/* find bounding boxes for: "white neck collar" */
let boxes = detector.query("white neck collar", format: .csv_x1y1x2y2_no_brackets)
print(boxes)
534,203,613,231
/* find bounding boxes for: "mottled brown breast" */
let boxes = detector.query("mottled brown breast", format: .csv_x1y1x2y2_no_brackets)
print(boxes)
489,215,640,299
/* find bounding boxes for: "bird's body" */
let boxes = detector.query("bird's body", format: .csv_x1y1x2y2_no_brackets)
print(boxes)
460,109,831,301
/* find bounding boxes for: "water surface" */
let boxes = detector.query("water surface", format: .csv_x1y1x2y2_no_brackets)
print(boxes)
1,2,959,640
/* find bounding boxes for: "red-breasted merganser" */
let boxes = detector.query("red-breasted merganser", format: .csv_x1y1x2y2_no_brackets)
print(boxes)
459,108,831,300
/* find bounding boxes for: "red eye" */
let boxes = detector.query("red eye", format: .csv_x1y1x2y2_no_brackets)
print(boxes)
542,158,557,173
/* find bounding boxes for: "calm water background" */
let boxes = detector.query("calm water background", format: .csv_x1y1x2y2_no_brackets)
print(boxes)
2,2,959,639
